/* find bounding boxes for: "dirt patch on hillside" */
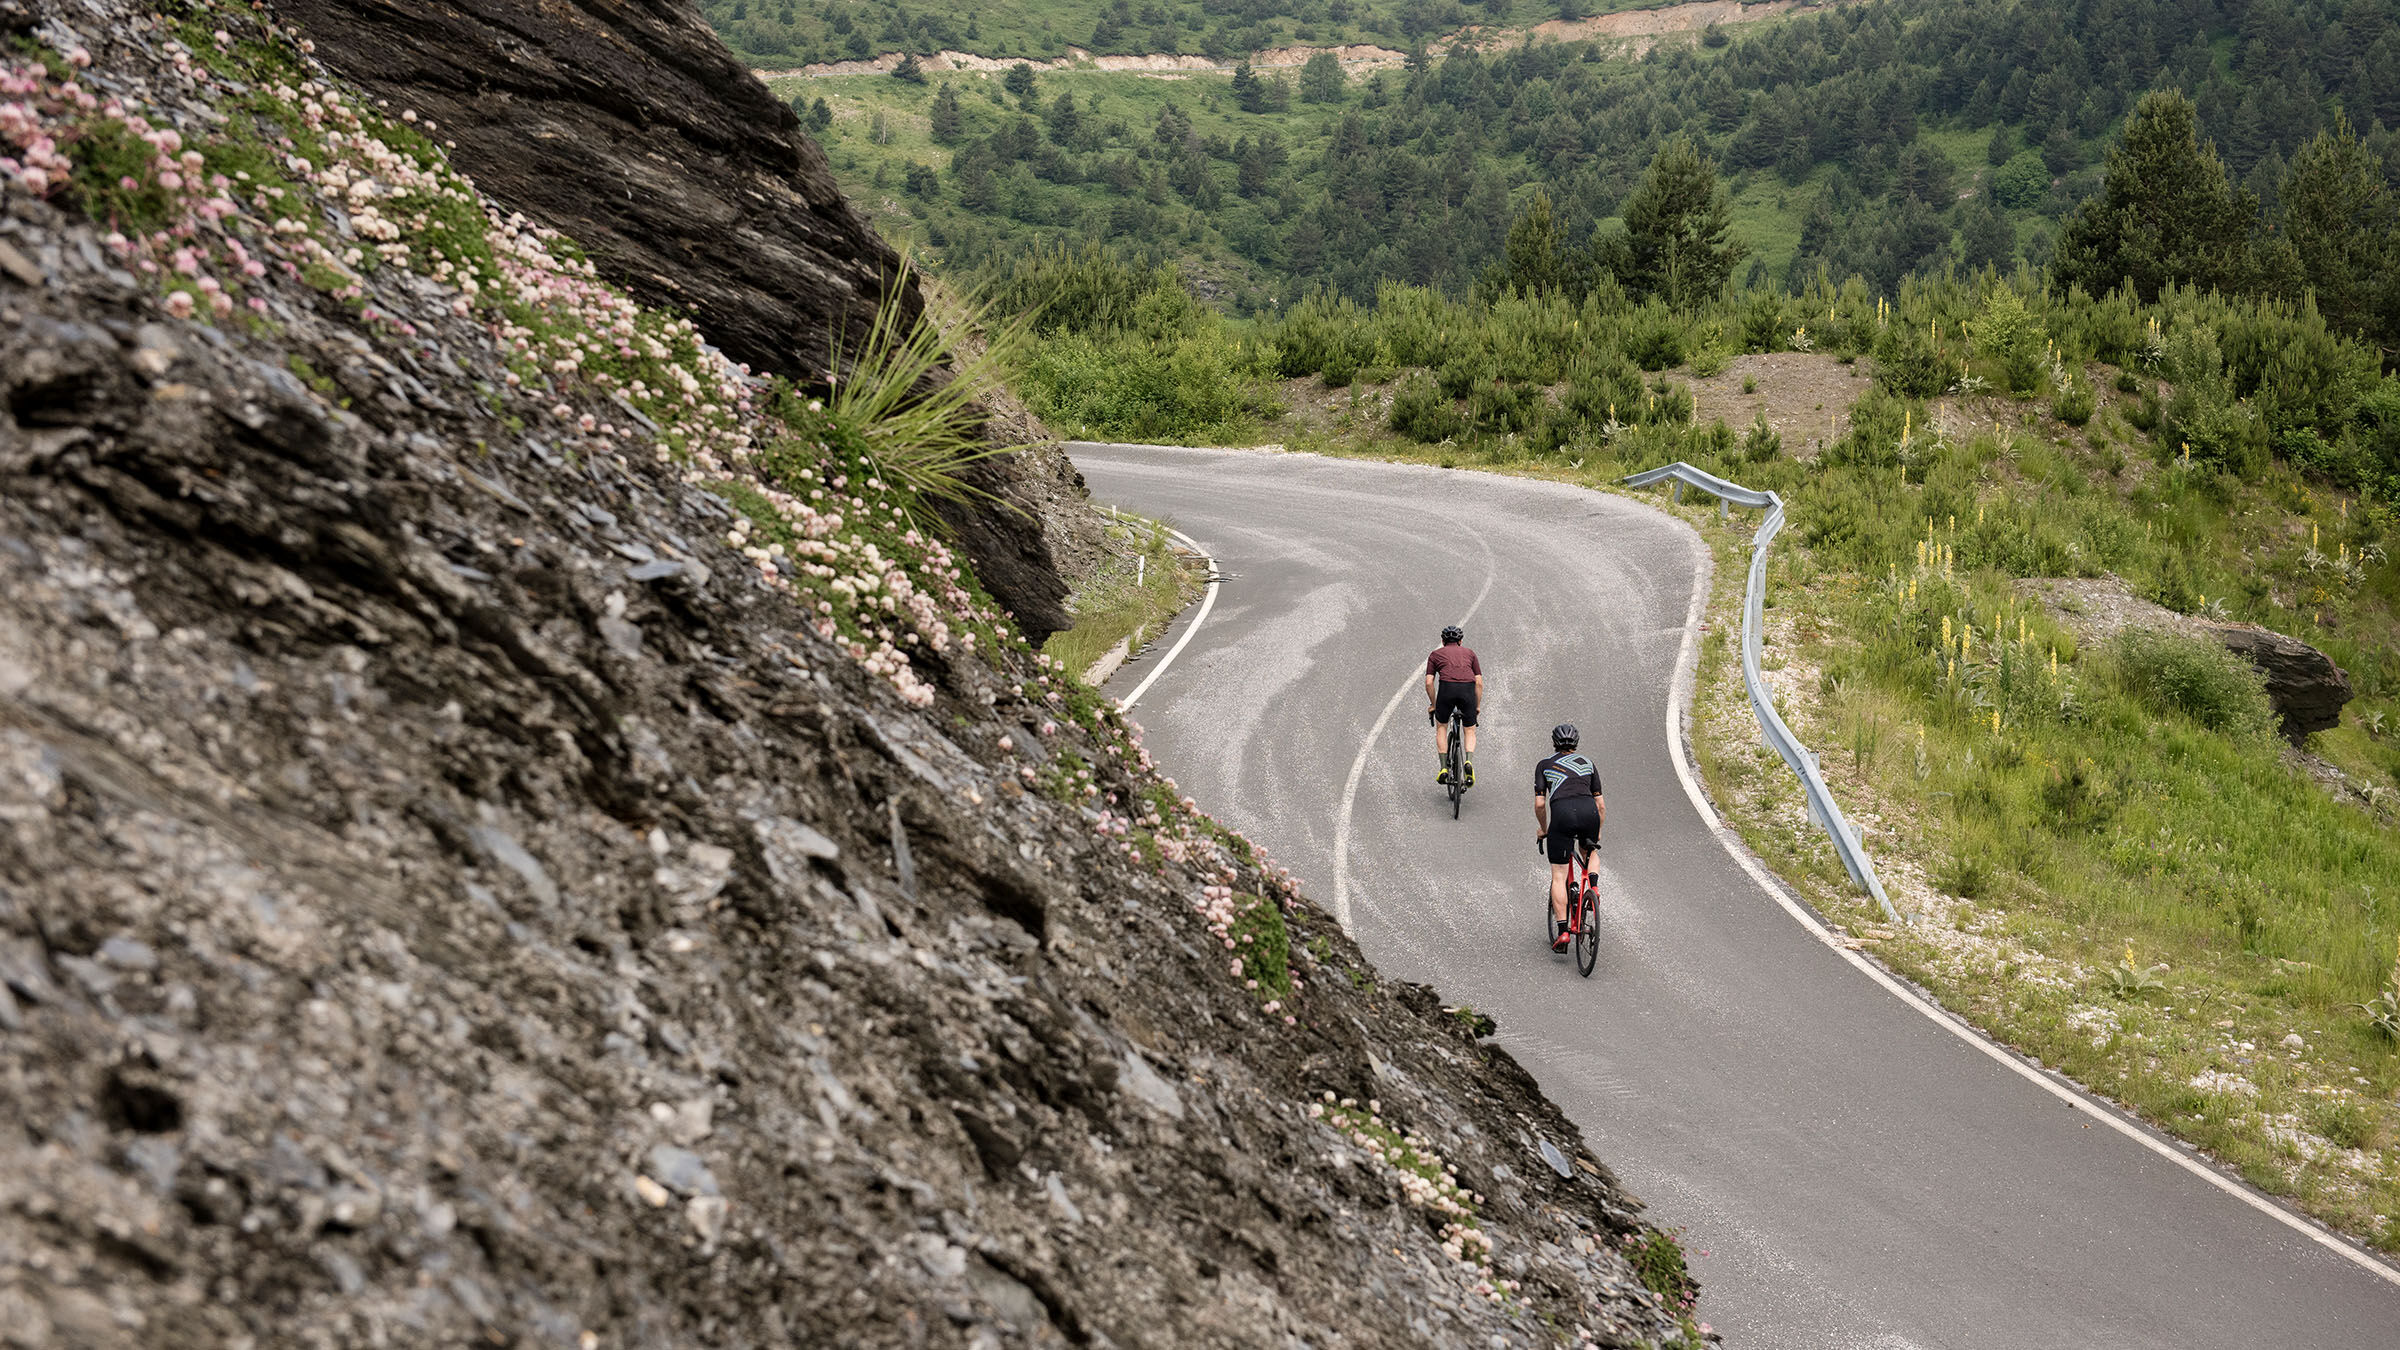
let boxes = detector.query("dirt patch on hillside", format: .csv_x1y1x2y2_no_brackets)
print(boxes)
1687,352,1872,458
1531,0,1835,43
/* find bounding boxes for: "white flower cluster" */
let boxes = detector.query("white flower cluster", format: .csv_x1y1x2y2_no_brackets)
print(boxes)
1307,1094,1509,1291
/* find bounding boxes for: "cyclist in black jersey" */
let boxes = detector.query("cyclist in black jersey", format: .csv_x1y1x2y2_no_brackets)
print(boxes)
1533,723,1604,952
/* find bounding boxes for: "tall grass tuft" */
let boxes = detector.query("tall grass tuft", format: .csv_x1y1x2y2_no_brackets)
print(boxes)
825,269,1029,509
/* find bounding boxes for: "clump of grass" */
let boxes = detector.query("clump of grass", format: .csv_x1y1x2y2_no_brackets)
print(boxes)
1620,1226,1699,1315
2315,1097,2380,1151
826,273,1028,509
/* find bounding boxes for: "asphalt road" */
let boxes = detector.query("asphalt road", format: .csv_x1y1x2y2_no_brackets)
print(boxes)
1069,442,2400,1350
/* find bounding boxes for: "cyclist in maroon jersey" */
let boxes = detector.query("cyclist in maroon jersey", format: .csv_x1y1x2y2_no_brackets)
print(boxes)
1425,624,1483,785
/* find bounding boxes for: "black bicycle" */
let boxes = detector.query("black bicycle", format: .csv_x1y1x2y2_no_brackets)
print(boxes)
1437,704,1468,818
1540,836,1600,977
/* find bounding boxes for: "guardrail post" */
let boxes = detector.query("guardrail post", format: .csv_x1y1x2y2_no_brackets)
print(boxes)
1622,461,1902,924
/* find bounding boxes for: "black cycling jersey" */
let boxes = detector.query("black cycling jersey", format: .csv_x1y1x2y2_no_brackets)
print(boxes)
1533,751,1601,803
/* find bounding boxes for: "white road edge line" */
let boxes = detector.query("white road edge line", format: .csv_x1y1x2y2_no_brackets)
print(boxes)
1658,525,2400,1290
1333,669,1423,932
1118,525,1217,713
1333,566,1498,933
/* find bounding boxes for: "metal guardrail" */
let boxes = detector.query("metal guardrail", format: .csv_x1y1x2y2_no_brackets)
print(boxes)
1624,462,1901,923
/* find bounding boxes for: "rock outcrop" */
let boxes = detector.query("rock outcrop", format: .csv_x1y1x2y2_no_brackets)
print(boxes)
271,0,1073,641
0,3,1700,1347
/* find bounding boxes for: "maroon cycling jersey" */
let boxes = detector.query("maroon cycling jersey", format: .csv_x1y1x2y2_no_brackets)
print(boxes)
1426,645,1481,683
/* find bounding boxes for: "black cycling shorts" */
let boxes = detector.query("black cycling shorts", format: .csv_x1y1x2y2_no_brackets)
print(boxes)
1431,679,1479,728
1544,796,1600,864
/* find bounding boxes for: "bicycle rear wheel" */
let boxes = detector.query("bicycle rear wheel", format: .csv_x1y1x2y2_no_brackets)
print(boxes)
1447,714,1464,818
1574,882,1599,977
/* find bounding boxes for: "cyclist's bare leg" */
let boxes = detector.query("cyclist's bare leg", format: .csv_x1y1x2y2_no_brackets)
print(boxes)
1462,725,1477,754
1433,717,1449,757
1549,862,1571,923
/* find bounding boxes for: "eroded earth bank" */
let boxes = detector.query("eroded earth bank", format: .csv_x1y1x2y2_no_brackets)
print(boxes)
0,0,1704,1346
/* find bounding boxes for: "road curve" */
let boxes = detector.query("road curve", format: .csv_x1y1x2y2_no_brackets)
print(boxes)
1068,442,2400,1350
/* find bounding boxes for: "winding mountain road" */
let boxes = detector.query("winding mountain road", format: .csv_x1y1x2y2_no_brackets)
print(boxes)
1069,442,2400,1349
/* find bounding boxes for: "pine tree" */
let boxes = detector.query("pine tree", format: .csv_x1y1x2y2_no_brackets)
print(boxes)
2275,111,2397,343
1479,188,1592,301
2053,90,2258,301
1958,195,2017,274
1003,62,1037,102
1046,91,1081,145
890,53,925,83
1231,61,1265,114
1605,136,1747,307
1301,51,1344,104
929,83,962,144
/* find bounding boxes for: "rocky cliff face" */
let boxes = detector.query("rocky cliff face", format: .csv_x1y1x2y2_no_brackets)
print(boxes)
0,4,1701,1348
270,0,1073,641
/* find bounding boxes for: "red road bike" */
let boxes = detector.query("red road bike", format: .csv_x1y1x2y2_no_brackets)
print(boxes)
1539,835,1600,977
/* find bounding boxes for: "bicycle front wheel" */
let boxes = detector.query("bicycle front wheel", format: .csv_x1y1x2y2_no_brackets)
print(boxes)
1574,886,1599,977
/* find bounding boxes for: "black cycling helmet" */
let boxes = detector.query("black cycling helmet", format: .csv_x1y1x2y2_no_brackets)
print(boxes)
1551,723,1580,751
1440,624,1464,644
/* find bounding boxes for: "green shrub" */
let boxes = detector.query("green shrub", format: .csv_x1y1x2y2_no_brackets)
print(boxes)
1990,149,2051,209
1624,301,1687,371
1389,373,1466,443
1436,353,1494,401
1274,290,1373,378
1970,288,2049,394
2165,392,2265,476
2109,629,2275,737
2052,373,2097,426
1471,380,1545,435
1874,323,1964,398
1638,374,1695,425
1742,411,1782,461
2115,369,2141,394
1018,329,1266,441
1739,288,1788,353
981,243,1193,337
1823,386,1913,470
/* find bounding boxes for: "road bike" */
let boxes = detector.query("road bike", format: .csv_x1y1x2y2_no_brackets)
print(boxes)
1435,705,1467,818
1539,836,1600,977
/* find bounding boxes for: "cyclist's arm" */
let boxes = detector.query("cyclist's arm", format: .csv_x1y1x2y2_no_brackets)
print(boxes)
1533,792,1548,840
1424,669,1437,708
1593,783,1606,838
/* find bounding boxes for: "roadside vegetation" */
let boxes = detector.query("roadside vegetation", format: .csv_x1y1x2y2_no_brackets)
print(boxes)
1044,510,1207,681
